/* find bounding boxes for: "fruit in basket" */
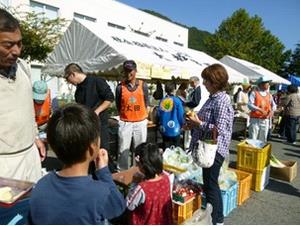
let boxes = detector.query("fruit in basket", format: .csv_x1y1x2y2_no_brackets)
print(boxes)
0,186,13,202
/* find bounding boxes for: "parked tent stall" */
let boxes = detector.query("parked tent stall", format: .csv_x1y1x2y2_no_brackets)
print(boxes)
42,19,249,112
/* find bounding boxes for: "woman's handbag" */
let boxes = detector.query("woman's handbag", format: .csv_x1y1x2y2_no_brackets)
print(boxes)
192,127,218,168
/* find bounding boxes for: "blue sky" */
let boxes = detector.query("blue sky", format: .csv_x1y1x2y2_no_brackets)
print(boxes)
118,0,300,51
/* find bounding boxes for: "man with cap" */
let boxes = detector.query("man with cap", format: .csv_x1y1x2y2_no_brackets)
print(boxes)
33,80,51,131
0,9,45,182
248,76,276,142
64,63,114,152
115,60,149,170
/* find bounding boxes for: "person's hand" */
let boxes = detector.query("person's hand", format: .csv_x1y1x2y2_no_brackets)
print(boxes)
186,113,202,128
259,109,268,116
35,138,46,162
94,148,108,169
94,109,101,116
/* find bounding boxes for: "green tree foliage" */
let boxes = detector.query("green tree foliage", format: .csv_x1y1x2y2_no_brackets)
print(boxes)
287,43,300,76
188,27,212,52
205,9,289,73
4,6,67,62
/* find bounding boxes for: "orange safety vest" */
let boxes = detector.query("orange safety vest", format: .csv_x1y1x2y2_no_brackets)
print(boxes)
120,80,148,122
250,91,272,119
34,90,51,126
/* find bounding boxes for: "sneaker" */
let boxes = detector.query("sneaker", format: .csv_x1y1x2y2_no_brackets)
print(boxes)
283,141,296,145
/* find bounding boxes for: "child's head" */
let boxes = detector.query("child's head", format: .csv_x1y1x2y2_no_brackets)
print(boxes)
134,143,163,179
47,103,100,166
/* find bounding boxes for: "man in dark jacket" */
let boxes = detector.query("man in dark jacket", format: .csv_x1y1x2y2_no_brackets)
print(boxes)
64,63,114,150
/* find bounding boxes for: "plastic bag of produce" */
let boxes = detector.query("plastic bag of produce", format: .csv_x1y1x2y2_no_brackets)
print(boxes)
163,146,192,172
183,203,213,225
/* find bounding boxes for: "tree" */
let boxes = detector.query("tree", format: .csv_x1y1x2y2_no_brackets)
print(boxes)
205,9,289,74
287,43,300,76
4,6,67,62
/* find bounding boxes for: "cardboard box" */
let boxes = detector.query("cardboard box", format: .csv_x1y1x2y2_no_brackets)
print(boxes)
270,160,297,182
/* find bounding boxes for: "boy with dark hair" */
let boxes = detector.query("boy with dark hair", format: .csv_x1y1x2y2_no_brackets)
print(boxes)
29,104,125,224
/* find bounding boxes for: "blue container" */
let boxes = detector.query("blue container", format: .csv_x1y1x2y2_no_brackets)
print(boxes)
0,198,29,225
201,181,238,217
221,182,238,217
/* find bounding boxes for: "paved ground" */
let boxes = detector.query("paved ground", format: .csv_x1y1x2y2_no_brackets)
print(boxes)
225,133,300,225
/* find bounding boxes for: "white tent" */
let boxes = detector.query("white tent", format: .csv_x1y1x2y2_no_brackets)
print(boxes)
42,19,248,84
220,55,290,85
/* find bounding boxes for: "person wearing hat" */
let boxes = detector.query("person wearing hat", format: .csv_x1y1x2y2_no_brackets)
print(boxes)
33,80,51,130
236,83,251,121
115,60,149,170
248,76,276,142
0,9,45,182
64,63,114,153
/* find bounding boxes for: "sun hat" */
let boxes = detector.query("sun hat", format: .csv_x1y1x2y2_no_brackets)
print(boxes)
242,83,251,89
33,80,48,101
256,76,272,84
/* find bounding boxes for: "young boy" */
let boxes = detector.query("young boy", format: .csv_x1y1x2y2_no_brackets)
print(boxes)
29,104,125,224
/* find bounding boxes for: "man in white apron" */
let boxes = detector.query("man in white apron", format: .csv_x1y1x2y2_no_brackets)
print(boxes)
0,9,45,182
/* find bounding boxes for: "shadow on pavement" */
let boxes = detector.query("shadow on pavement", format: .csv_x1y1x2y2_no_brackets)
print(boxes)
267,179,300,198
284,153,300,159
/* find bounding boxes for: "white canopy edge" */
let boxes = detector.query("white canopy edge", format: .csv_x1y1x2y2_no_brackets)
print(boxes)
42,19,249,83
220,55,290,85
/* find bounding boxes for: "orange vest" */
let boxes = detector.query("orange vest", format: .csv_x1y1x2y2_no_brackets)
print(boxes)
34,90,51,126
250,91,272,119
120,80,148,122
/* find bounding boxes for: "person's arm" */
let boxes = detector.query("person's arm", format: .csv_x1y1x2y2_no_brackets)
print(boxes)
94,78,114,116
126,184,146,211
176,98,185,126
143,81,150,109
115,84,121,113
35,137,46,161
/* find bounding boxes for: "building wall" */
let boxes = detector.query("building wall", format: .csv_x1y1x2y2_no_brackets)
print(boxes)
2,0,189,98
7,0,188,47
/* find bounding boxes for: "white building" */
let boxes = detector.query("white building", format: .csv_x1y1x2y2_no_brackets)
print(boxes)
0,0,189,97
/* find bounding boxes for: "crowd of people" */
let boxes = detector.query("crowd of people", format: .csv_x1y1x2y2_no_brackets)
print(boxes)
1,8,299,225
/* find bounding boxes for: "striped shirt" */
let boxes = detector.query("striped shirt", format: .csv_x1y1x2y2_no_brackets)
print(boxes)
190,91,234,157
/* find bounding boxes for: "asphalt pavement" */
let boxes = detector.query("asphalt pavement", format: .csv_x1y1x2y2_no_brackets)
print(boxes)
225,132,300,225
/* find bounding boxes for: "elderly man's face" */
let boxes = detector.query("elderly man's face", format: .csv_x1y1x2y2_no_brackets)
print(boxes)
259,82,270,91
0,28,22,69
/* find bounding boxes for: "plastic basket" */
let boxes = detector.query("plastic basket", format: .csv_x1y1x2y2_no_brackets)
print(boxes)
221,182,238,217
238,165,270,192
229,168,252,206
0,198,29,225
201,182,238,217
163,164,187,174
237,141,271,173
173,194,201,224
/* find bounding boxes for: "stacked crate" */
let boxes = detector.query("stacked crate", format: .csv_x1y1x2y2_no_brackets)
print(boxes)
237,141,271,192
173,194,201,224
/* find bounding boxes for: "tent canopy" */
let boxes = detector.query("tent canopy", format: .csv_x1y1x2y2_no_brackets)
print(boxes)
220,55,290,85
43,19,248,83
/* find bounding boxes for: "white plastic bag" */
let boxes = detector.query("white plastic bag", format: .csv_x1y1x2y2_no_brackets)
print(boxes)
192,127,218,168
183,203,213,225
192,140,217,168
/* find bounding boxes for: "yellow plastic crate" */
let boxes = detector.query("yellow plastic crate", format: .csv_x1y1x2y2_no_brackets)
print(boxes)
163,163,187,174
229,168,252,206
238,165,270,192
237,141,271,173
173,194,201,224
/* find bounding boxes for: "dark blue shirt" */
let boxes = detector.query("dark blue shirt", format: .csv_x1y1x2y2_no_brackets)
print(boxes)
29,167,126,224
